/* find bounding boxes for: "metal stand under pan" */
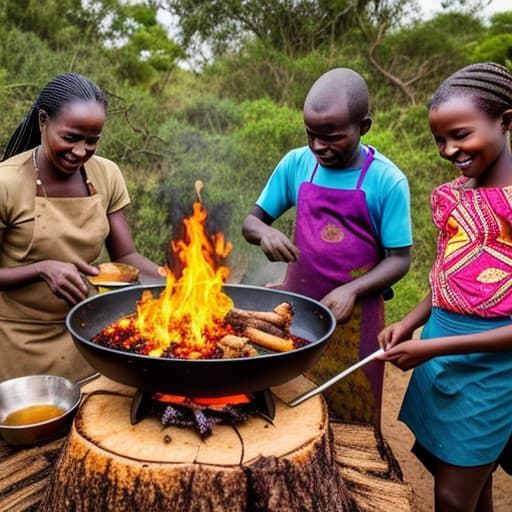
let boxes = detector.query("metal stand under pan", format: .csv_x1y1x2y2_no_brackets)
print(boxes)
130,388,276,437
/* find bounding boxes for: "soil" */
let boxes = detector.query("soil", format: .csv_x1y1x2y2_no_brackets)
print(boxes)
382,363,511,511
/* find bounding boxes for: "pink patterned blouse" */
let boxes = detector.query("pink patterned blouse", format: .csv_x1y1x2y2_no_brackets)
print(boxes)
430,176,512,318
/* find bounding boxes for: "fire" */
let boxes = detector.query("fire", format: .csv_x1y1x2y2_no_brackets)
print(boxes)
129,186,234,358
152,393,251,407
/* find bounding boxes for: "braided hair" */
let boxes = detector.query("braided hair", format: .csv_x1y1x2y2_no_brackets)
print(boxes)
429,62,512,119
2,73,108,161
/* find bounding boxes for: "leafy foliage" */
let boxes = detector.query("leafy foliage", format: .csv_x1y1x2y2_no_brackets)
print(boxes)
472,34,512,65
161,0,371,58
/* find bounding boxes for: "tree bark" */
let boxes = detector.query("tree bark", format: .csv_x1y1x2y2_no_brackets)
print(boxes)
39,377,354,512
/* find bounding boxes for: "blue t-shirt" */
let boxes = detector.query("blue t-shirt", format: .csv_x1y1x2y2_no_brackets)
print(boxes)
256,145,412,249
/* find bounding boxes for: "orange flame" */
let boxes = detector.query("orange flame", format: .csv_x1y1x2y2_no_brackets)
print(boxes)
133,195,233,358
152,393,251,406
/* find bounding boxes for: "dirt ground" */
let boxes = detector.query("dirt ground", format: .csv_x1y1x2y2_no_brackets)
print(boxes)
382,364,511,511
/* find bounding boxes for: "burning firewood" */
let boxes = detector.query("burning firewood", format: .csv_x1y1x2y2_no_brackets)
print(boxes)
228,303,293,329
91,297,302,358
243,326,294,352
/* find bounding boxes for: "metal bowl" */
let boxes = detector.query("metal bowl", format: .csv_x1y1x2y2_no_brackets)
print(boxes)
0,375,81,446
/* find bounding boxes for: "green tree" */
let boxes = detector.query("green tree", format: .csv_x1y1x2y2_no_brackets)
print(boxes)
471,11,512,65
0,0,183,86
487,11,512,36
160,0,373,58
0,0,95,49
354,1,485,105
108,2,184,87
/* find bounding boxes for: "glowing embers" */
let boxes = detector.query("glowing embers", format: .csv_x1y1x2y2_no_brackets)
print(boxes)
91,300,301,359
131,390,276,438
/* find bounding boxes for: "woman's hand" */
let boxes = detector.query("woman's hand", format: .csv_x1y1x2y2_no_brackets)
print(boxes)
37,260,98,304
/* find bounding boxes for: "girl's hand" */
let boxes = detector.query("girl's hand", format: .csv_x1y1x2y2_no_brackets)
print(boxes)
378,339,431,371
378,320,413,350
38,260,97,304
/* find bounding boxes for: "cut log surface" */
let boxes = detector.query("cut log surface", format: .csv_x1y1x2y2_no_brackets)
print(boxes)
38,376,353,512
0,375,414,512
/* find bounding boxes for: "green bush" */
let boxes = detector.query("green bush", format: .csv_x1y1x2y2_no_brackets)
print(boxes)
364,104,455,322
471,34,512,65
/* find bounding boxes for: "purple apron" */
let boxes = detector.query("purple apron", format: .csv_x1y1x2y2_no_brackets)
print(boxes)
283,146,385,427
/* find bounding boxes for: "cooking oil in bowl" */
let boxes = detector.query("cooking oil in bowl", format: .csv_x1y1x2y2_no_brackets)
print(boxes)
0,375,81,445
2,404,66,426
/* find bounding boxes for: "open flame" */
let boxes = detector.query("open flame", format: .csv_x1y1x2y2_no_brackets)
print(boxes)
152,393,251,407
94,182,301,362
129,182,234,358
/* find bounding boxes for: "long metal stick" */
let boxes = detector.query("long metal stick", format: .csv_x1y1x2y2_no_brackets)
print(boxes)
76,372,101,387
287,348,384,407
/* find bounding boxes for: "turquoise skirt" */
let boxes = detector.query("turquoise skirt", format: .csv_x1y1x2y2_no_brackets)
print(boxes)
399,307,512,467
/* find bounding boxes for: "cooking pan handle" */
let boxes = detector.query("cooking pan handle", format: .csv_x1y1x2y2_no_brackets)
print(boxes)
76,372,101,387
287,348,384,407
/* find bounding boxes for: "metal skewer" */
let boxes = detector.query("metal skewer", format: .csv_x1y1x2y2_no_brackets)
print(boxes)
287,348,385,407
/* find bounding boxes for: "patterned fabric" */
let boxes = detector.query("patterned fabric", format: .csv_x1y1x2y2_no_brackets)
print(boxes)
430,176,512,317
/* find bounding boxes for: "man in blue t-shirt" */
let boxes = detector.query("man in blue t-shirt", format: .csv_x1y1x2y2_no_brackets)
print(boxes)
242,67,412,428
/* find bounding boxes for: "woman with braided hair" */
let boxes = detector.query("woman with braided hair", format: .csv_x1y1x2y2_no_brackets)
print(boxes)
0,73,163,382
378,62,512,511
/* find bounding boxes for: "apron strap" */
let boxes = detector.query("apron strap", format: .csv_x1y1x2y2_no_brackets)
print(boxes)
355,146,375,189
310,162,319,182
309,145,375,188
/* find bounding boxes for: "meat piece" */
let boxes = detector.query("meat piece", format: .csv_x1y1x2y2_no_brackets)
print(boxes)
228,302,293,330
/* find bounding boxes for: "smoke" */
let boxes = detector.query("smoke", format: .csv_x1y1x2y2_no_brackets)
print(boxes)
241,255,287,288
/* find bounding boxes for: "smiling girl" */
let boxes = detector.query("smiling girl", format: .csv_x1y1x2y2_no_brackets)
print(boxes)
378,62,512,511
0,73,163,382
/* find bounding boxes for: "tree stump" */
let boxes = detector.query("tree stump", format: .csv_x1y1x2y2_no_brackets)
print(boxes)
39,377,354,512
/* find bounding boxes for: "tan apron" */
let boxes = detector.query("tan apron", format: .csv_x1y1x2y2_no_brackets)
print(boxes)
0,184,109,382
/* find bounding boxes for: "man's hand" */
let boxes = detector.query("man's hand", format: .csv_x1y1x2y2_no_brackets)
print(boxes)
259,226,299,262
321,285,357,322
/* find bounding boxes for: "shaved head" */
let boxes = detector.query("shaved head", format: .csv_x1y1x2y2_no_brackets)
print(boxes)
304,68,370,124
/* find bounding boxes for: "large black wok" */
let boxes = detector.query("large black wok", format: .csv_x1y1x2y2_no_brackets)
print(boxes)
66,284,336,396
